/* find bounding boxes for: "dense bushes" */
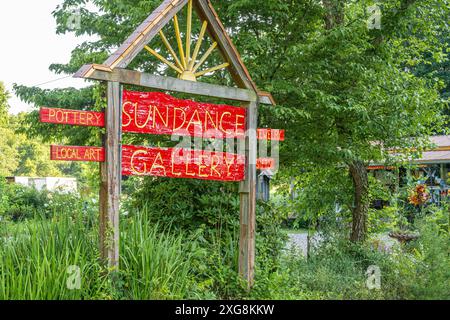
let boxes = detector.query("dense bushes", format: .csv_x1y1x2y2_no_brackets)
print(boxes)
277,211,450,300
126,177,288,298
0,180,86,221
0,208,206,299
1,176,448,300
126,177,240,231
407,208,450,299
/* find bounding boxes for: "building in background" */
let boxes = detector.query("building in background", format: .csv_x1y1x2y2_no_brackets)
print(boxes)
369,135,450,206
6,177,77,193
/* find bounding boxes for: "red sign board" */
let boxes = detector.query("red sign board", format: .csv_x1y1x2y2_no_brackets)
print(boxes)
122,145,245,181
51,144,275,179
43,92,283,182
40,92,284,141
51,145,105,162
256,158,276,170
41,108,104,127
257,129,285,141
122,91,247,138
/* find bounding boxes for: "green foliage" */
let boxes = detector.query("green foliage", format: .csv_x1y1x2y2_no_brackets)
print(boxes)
408,207,450,299
127,178,239,230
0,202,206,300
126,177,288,298
415,36,450,101
4,0,449,300
0,126,19,176
0,182,86,222
278,222,449,300
277,166,353,232
13,85,99,146
120,212,207,299
0,113,65,177
368,174,402,234
0,179,9,217
0,82,9,126
0,83,17,176
15,140,63,177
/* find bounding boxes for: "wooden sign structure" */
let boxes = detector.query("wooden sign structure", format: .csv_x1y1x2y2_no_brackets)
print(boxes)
41,96,284,142
42,98,282,179
57,0,279,287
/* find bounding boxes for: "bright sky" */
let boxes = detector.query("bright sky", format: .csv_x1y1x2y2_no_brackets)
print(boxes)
0,0,96,114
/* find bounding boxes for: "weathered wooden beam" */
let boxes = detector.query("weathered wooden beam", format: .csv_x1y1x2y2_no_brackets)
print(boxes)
238,100,258,288
104,0,189,69
193,0,276,105
75,66,262,103
194,0,256,91
99,82,122,270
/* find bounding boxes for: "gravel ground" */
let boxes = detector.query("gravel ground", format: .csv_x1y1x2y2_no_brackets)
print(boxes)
287,232,399,256
286,233,312,256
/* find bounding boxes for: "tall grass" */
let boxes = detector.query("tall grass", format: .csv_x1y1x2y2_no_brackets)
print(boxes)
120,214,200,299
0,210,200,300
0,212,107,300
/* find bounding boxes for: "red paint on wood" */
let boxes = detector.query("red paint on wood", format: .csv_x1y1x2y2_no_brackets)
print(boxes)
40,96,286,142
367,165,396,171
256,129,285,141
122,145,245,182
122,90,247,139
40,108,105,127
51,145,105,162
50,144,276,179
256,158,275,170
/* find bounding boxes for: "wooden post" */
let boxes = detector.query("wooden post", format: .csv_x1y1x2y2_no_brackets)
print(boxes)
239,100,258,287
99,81,122,270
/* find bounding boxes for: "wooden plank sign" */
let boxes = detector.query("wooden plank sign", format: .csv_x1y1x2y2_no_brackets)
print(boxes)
122,90,247,138
40,93,284,141
51,145,105,162
51,144,275,177
68,0,279,288
257,129,285,141
256,158,275,170
122,145,245,182
40,108,105,127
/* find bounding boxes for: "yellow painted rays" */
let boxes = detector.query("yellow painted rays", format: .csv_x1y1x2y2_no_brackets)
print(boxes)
144,0,229,82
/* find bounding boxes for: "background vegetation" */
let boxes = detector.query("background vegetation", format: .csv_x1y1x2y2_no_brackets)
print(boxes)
0,0,449,300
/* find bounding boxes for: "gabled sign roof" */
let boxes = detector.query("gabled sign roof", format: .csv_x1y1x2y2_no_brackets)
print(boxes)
75,0,275,105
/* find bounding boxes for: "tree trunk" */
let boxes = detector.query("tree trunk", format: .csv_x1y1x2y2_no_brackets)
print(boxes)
349,161,369,242
323,0,345,29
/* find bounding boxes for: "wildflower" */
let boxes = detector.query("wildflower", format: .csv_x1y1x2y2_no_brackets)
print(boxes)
408,184,429,206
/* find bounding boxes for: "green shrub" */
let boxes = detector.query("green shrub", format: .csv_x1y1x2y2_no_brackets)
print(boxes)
0,181,86,221
407,208,450,299
120,212,208,299
274,206,450,300
127,177,288,299
0,210,109,300
0,207,209,300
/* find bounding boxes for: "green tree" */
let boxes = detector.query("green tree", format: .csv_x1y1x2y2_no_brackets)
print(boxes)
14,0,449,243
0,82,9,125
0,126,19,176
415,35,450,100
215,0,448,241
0,83,17,176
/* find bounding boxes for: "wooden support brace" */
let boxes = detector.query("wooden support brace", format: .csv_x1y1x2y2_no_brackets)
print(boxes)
99,81,122,270
239,100,258,288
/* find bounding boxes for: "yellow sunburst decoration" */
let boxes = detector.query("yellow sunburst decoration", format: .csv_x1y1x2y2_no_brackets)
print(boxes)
144,0,229,82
